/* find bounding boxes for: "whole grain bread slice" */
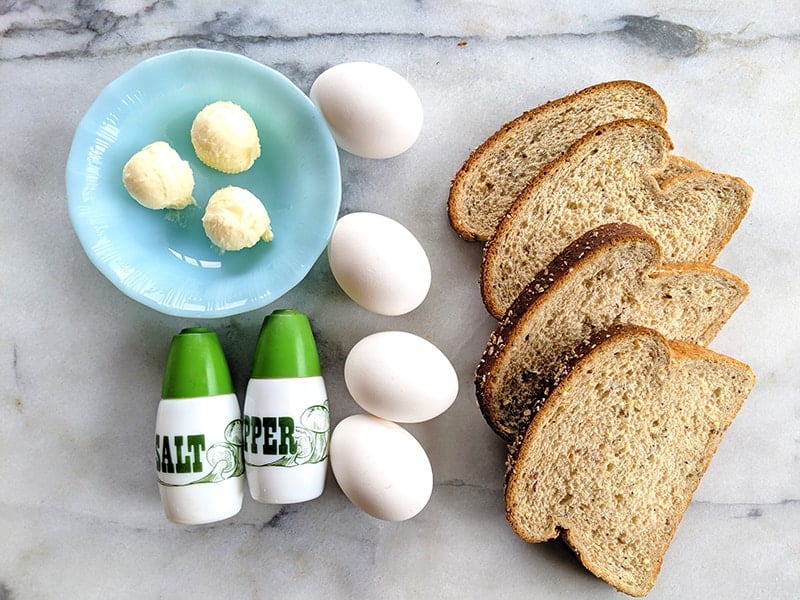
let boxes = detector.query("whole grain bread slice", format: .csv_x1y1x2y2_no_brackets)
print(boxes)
447,80,669,242
505,324,755,597
480,119,752,318
476,223,748,442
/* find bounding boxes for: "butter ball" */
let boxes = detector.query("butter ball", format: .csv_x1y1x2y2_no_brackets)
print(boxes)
202,186,273,251
191,101,261,173
122,141,195,210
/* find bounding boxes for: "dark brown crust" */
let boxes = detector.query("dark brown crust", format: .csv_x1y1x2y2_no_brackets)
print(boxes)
475,223,657,441
447,81,668,242
479,118,673,318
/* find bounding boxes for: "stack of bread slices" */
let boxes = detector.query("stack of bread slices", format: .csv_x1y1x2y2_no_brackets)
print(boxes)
448,81,756,597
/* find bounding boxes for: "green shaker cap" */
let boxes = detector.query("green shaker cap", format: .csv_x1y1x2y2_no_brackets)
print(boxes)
161,327,234,399
251,309,321,378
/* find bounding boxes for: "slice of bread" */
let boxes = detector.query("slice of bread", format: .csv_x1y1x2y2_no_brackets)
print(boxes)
448,80,669,242
505,324,755,596
476,223,748,442
480,119,752,318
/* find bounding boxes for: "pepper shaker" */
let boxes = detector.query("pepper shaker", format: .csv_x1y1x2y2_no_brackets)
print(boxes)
243,309,330,504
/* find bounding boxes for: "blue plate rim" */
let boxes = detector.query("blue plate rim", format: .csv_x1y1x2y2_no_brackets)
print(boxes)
66,48,341,319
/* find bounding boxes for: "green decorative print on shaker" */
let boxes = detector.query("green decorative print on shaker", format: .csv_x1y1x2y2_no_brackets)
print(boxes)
156,418,244,486
244,404,330,468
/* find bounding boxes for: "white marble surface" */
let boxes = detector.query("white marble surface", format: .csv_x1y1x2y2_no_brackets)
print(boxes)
1,2,798,598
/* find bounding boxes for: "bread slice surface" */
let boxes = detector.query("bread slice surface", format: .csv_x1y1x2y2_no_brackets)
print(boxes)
504,325,755,596
480,119,752,318
476,223,748,442
448,80,668,242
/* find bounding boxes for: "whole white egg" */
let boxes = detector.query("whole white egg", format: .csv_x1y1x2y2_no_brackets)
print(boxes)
309,62,423,159
330,414,433,521
345,331,458,423
327,212,431,316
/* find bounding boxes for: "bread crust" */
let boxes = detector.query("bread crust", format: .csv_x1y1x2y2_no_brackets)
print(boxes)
448,81,668,242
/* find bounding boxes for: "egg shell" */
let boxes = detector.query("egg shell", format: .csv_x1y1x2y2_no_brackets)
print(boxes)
309,62,423,159
328,212,431,316
330,414,433,521
344,331,458,423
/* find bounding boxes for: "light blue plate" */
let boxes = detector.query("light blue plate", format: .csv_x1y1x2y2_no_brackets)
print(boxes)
67,49,341,318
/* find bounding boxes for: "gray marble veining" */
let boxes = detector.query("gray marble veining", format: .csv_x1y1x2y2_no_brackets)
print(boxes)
1,1,798,598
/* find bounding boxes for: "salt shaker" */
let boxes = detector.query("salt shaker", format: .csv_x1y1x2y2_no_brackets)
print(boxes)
155,327,244,524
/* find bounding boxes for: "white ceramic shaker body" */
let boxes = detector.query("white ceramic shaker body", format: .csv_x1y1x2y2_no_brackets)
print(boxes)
243,309,330,504
155,327,244,525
